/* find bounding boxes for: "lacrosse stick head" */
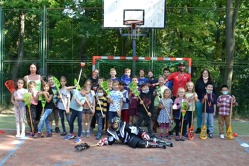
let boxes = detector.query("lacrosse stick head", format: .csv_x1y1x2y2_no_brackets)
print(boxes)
75,143,90,151
4,80,15,94
80,62,86,67
53,77,61,90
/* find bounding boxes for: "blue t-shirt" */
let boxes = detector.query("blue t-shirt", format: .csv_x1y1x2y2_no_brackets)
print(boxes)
201,93,217,113
70,89,86,111
138,77,149,87
121,74,131,86
164,80,173,91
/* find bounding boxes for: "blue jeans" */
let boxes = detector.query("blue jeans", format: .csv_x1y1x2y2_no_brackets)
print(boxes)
59,109,70,133
95,113,104,135
108,111,118,123
196,101,203,129
202,113,214,134
69,109,83,137
38,109,52,133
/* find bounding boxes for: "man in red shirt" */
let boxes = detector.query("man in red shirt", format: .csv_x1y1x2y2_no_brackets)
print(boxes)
166,62,191,100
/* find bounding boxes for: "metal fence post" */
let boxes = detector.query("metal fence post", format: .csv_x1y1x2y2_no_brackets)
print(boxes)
0,7,3,106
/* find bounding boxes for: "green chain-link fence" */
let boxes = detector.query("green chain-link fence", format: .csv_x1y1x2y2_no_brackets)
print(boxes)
0,7,249,117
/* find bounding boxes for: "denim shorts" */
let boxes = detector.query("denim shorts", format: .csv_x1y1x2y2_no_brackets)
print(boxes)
82,108,91,114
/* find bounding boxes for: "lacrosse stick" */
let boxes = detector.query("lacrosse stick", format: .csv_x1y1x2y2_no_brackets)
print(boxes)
128,82,151,116
75,143,99,151
77,62,86,85
53,77,69,113
24,93,34,135
100,81,120,117
226,98,234,140
200,99,208,140
74,78,81,90
180,101,188,140
188,101,195,140
4,80,15,94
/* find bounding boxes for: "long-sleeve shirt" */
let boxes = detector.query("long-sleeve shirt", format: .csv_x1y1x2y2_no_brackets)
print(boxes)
217,95,236,116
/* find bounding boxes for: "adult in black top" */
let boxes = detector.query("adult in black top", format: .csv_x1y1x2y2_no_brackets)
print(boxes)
195,69,216,133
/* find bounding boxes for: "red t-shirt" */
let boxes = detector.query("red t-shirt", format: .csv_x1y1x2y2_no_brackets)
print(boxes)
167,72,191,96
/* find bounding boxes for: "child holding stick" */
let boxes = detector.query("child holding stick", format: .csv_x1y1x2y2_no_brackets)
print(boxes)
34,82,54,138
11,79,28,138
157,88,173,140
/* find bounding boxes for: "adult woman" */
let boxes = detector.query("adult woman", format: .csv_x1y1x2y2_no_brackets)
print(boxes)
23,64,44,124
195,69,216,133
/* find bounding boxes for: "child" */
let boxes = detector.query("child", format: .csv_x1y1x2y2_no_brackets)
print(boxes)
136,83,153,135
11,79,28,138
26,81,39,137
153,76,169,133
157,88,173,140
57,76,71,136
119,81,130,123
34,82,54,138
64,87,88,143
128,76,139,125
108,80,123,123
217,85,236,139
95,88,108,140
185,81,198,136
47,75,60,133
202,82,217,138
109,68,119,82
173,87,188,141
82,80,95,138
121,68,131,88
138,69,149,87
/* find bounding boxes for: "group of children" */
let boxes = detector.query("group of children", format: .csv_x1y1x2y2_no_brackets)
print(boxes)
10,67,237,144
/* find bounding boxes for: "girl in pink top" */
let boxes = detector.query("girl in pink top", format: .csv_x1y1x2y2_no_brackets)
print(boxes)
11,79,28,138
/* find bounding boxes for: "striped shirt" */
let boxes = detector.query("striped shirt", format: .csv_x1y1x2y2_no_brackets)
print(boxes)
217,95,236,116
95,96,108,113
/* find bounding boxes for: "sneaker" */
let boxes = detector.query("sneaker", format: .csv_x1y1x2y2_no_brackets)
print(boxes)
175,136,180,141
166,134,171,140
34,132,41,139
86,131,90,138
46,132,52,137
64,134,75,140
159,133,163,139
16,134,21,138
95,133,101,140
220,134,225,139
29,133,34,138
208,133,213,138
60,132,67,136
20,133,26,138
195,128,201,134
180,136,185,141
81,131,86,137
55,127,60,133
74,137,82,143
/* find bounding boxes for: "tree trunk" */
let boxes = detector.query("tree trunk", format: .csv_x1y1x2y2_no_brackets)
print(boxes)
11,11,25,80
224,0,241,89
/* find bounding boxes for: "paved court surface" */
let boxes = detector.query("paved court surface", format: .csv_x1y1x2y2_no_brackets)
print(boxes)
1,130,249,166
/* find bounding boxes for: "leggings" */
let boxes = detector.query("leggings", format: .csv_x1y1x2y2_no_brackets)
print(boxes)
26,105,38,133
59,109,70,133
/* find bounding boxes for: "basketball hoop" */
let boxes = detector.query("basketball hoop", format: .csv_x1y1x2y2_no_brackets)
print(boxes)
124,20,143,29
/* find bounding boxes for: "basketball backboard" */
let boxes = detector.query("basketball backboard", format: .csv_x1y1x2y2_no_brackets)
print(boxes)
103,0,166,28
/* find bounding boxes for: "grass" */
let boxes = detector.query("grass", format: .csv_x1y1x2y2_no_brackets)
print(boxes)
0,114,248,136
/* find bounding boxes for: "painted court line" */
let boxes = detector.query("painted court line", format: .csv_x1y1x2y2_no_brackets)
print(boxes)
235,137,249,154
0,137,27,165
